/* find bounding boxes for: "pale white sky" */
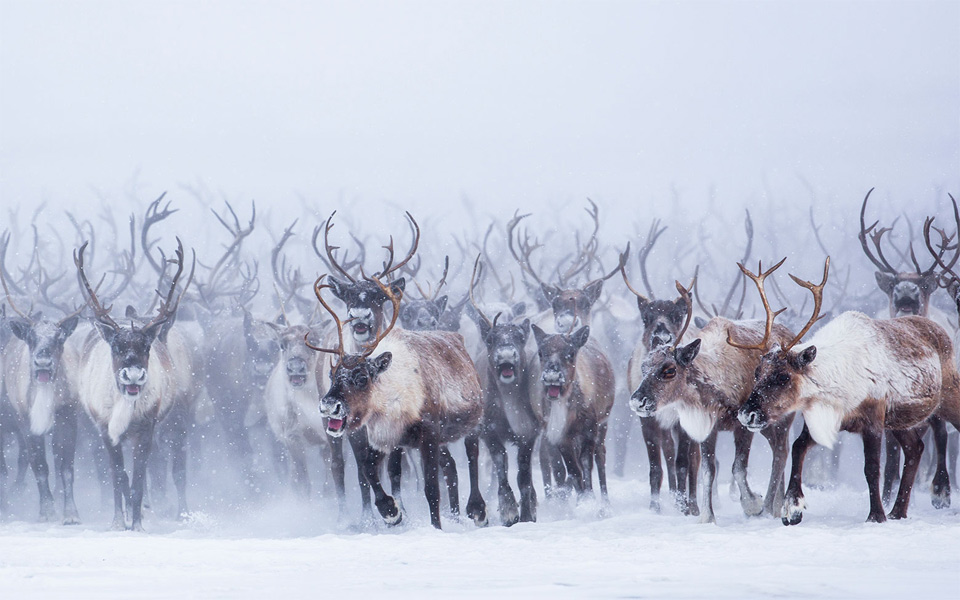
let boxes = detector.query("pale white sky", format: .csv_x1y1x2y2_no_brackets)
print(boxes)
1,0,957,230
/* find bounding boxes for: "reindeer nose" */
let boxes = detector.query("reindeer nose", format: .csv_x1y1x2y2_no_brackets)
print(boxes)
319,397,343,417
738,409,763,430
629,391,656,416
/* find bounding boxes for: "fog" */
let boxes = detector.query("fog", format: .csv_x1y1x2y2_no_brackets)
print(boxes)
2,1,957,221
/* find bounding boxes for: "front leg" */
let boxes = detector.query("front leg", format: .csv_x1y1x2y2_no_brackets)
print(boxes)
732,426,762,517
355,437,400,525
327,436,347,514
26,432,56,522
699,430,719,524
862,428,886,523
638,416,663,512
517,438,537,522
52,405,80,525
420,429,442,529
760,415,793,518
438,445,461,517
783,424,816,526
463,433,487,526
559,441,585,495
129,420,157,531
484,432,518,526
101,430,128,530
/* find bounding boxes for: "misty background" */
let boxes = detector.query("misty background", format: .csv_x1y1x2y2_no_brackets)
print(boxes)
1,1,956,226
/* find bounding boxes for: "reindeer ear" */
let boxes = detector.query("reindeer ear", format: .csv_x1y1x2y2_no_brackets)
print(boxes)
390,277,406,298
794,345,817,369
520,318,531,338
275,313,287,326
584,281,603,305
636,296,649,310
94,320,119,345
59,315,80,339
531,323,547,347
541,284,560,302
477,316,492,342
125,305,138,319
371,352,392,376
511,301,527,318
571,326,590,349
676,339,701,367
694,316,708,329
327,277,347,300
8,318,30,342
875,272,896,295
919,273,938,293
435,295,448,314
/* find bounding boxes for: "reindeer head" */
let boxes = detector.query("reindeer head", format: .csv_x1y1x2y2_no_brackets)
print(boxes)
532,324,590,402
242,310,282,386
480,315,531,385
7,315,79,384
630,339,700,417
75,239,194,398
276,324,319,389
400,295,447,331
860,189,958,317
541,282,602,334
736,258,828,431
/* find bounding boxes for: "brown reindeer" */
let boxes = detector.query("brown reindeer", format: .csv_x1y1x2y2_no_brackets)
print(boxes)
531,322,615,505
632,269,797,523
738,257,960,525
313,274,488,530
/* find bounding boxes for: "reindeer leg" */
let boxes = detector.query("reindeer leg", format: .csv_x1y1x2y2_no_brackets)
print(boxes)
327,436,347,516
783,424,816,526
862,428,886,523
733,426,763,516
882,433,901,507
129,421,156,532
101,431,128,530
485,432,518,526
464,433,487,527
929,416,951,509
662,425,678,499
675,426,691,515
596,424,609,504
889,427,925,519
356,439,399,526
686,434,700,517
52,405,80,525
438,445,461,517
639,416,663,512
611,394,633,478
288,441,311,499
387,447,404,509
517,438,537,522
579,435,596,496
348,431,374,519
420,430,442,529
760,415,792,518
26,433,56,522
699,430,718,524
559,441,584,495
167,406,190,520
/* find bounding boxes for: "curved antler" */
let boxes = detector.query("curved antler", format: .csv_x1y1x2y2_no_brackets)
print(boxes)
859,188,898,274
74,242,120,330
144,238,196,332
307,274,347,359
375,212,420,280
317,211,358,283
673,277,695,348
726,258,787,352
781,257,830,353
469,254,493,328
363,274,402,357
923,194,960,287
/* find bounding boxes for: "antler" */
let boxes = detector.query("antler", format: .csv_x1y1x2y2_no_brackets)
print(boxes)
143,238,196,332
307,274,347,360
74,242,120,330
315,211,358,283
362,274,403,357
636,219,667,299
141,192,179,275
469,254,493,328
374,212,420,281
923,194,960,287
726,258,788,352
781,257,830,353
205,200,256,290
673,277,695,348
507,211,545,288
717,210,753,317
859,188,899,274
271,219,312,312
414,256,450,300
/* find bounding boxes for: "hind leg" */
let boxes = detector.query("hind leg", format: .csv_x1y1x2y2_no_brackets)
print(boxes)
889,427,925,519
929,417,951,509
438,445,461,517
882,433,901,506
464,433,487,526
52,405,80,525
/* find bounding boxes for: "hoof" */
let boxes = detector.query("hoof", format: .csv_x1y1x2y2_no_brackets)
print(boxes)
699,511,716,525
468,500,488,528
887,510,908,520
931,486,951,510
688,503,700,517
782,496,805,526
741,493,764,517
866,511,886,523
649,498,661,514
110,518,127,531
130,521,145,532
598,502,613,519
62,515,81,526
499,492,519,527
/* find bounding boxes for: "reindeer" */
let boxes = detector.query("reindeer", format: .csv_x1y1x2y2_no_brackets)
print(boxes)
74,239,196,530
737,257,960,525
0,265,83,524
467,257,540,525
313,272,488,530
859,189,960,504
531,321,615,505
631,269,796,523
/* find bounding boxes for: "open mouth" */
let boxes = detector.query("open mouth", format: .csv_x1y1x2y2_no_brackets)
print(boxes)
289,374,307,387
325,417,346,437
546,385,563,399
124,384,141,396
497,363,516,381
353,322,370,336
35,370,53,383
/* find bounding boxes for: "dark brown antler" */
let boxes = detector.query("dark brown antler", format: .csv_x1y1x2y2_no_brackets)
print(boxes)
781,257,830,353
673,277,695,348
307,274,347,360
143,238,196,332
316,211,358,283
923,194,960,287
726,258,788,352
859,188,898,274
74,242,120,330
619,242,649,305
374,212,420,281
362,275,403,357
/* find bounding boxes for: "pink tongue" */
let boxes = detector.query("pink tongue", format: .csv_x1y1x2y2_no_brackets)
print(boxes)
328,418,344,430
501,368,515,378
36,371,51,383
547,386,561,398
126,385,141,395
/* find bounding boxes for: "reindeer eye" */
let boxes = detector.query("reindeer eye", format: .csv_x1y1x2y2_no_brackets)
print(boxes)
661,366,676,379
353,373,369,388
775,373,790,385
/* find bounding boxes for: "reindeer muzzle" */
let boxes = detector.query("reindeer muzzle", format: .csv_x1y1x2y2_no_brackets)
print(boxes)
319,396,347,438
286,359,308,388
737,407,766,432
629,390,656,417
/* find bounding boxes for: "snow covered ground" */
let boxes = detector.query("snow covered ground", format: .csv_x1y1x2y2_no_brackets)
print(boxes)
2,473,958,599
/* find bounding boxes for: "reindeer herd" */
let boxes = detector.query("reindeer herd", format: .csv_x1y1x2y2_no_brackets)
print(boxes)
0,190,958,532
